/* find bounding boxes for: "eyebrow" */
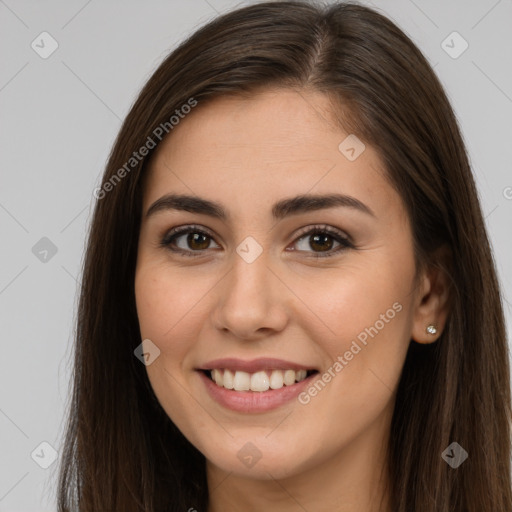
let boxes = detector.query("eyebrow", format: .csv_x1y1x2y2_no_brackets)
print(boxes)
145,192,375,220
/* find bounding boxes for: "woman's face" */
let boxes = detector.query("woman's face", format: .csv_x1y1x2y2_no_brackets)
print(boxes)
135,88,423,480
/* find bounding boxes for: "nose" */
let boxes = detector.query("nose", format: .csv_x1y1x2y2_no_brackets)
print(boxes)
211,247,288,341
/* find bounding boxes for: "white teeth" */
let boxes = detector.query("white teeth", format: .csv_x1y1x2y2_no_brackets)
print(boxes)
223,369,234,389
296,369,307,381
283,369,296,386
233,371,250,391
208,368,311,392
212,369,223,386
269,370,284,389
250,371,270,392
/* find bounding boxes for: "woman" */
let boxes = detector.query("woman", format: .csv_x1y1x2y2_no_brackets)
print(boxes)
57,2,512,511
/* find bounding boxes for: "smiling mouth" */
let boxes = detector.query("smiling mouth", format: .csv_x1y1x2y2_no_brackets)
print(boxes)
202,368,319,392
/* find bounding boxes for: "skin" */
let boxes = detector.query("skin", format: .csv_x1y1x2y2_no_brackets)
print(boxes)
135,88,451,512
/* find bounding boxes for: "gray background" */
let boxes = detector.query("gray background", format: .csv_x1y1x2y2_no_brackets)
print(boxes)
0,0,511,510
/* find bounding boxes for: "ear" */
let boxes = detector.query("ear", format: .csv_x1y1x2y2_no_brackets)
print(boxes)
411,245,452,344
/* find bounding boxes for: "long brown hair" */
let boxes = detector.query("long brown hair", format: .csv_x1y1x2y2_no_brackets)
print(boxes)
57,2,512,510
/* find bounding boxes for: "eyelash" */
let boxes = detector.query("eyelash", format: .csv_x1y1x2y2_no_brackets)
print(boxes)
159,224,354,259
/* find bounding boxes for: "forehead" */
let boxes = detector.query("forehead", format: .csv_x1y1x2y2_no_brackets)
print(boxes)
155,88,345,162
143,88,402,220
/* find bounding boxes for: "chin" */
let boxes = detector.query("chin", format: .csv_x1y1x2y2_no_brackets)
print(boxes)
201,432,319,480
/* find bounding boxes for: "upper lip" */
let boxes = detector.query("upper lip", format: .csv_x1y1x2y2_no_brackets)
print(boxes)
198,357,317,373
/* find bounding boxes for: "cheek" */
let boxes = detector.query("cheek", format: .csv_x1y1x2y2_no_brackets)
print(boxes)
134,261,213,439
321,275,408,349
134,263,206,413
305,256,410,329
301,252,415,394
135,260,210,343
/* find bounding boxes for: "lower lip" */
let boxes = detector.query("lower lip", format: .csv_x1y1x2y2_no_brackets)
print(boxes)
197,371,315,413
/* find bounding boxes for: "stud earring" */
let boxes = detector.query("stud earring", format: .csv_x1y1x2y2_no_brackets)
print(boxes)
426,324,437,335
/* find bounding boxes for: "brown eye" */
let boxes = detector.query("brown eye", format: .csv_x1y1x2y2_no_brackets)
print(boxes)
309,233,335,252
160,225,220,256
292,226,353,258
184,232,211,251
